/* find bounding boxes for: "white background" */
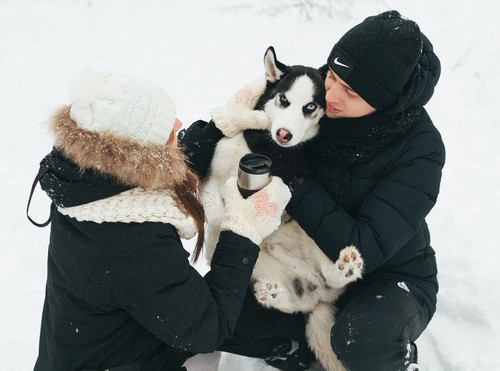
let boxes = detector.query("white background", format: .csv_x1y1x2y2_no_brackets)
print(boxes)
1,1,499,370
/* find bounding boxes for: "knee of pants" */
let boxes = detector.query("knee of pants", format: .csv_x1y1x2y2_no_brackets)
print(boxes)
331,314,375,363
330,313,405,371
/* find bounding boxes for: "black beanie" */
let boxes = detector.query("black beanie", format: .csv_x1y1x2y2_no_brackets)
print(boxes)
327,10,441,113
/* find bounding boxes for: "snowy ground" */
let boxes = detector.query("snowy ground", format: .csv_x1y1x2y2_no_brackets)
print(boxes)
1,1,499,370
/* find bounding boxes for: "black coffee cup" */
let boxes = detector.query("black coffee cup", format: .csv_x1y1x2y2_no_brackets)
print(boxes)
237,153,272,199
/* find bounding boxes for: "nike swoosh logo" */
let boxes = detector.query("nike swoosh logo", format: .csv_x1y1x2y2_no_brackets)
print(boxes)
334,57,350,68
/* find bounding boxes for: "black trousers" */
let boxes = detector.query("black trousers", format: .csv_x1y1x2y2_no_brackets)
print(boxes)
331,279,432,371
219,279,434,371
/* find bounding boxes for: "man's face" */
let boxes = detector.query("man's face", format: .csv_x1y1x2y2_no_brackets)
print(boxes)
324,69,376,119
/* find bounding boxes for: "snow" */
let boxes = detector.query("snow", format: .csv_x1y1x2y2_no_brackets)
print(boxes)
1,0,499,370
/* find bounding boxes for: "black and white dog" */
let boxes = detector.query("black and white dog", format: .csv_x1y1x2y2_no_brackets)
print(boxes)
203,47,363,371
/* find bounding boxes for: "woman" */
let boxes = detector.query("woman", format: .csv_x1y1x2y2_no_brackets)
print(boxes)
28,70,290,371
180,10,443,371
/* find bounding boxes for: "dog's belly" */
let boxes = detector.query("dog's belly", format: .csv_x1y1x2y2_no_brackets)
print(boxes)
253,220,344,311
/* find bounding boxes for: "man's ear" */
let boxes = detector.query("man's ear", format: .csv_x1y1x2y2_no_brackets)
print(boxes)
318,64,329,80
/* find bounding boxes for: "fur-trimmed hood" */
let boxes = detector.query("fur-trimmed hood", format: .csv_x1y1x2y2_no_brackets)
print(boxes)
50,106,189,190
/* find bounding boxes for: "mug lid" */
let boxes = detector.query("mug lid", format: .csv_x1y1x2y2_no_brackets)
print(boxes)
239,153,272,175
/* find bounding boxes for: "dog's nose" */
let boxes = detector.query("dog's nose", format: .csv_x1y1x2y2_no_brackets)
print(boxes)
276,128,293,143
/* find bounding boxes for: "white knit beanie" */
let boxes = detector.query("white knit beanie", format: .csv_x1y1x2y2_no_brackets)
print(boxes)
69,69,176,145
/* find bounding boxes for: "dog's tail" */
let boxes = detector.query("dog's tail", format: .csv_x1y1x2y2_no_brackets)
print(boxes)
306,302,347,371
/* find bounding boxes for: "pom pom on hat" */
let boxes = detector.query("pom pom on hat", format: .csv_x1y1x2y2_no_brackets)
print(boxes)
69,69,176,145
327,10,440,113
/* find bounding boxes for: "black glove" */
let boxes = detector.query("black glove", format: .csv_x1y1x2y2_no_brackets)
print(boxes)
178,120,223,180
269,149,310,185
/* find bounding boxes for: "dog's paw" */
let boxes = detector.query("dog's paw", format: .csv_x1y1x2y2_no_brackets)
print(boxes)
253,280,297,313
254,281,282,304
334,246,363,285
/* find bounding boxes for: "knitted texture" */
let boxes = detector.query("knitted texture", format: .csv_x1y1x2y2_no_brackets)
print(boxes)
69,69,176,145
58,188,197,240
327,10,440,113
210,76,270,137
220,176,291,245
307,107,421,167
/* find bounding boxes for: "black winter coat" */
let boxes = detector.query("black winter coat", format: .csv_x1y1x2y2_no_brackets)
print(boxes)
35,208,257,371
180,108,444,313
286,109,444,311
32,108,260,371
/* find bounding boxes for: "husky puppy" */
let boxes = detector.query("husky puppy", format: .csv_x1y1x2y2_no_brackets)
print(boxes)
203,47,363,371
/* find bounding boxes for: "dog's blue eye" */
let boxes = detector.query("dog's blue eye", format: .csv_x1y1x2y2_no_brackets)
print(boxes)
305,103,317,112
279,94,289,105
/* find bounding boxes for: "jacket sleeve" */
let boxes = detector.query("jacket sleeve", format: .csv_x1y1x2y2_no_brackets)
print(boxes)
178,119,224,179
286,124,445,273
121,229,259,354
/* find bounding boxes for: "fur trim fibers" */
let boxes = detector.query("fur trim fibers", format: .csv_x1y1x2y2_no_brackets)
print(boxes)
50,106,189,190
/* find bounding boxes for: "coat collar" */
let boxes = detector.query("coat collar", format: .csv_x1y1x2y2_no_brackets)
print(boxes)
50,106,189,190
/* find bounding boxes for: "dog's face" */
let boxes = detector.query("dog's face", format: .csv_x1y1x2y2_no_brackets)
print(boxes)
256,47,326,148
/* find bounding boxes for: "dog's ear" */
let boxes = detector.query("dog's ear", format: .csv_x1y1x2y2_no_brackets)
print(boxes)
263,46,288,83
318,64,329,80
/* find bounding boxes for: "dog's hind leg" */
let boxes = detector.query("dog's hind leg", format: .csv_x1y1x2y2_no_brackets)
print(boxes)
306,302,347,371
321,245,364,289
253,280,296,313
251,265,298,313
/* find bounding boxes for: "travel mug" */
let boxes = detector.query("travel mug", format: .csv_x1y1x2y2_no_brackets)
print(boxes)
237,153,272,199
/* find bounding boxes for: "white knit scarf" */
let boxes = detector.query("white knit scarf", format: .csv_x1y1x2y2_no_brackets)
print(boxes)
57,188,197,240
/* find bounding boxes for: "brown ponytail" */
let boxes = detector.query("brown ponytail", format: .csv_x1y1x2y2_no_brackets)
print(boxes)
174,168,205,263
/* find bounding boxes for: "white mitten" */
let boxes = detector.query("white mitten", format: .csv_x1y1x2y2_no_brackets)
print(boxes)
220,176,291,245
210,76,270,138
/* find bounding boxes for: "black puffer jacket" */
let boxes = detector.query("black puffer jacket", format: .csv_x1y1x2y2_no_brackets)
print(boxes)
180,109,444,316
286,109,444,311
32,108,260,371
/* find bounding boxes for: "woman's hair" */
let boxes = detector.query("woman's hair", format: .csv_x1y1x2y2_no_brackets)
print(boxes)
174,168,206,262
